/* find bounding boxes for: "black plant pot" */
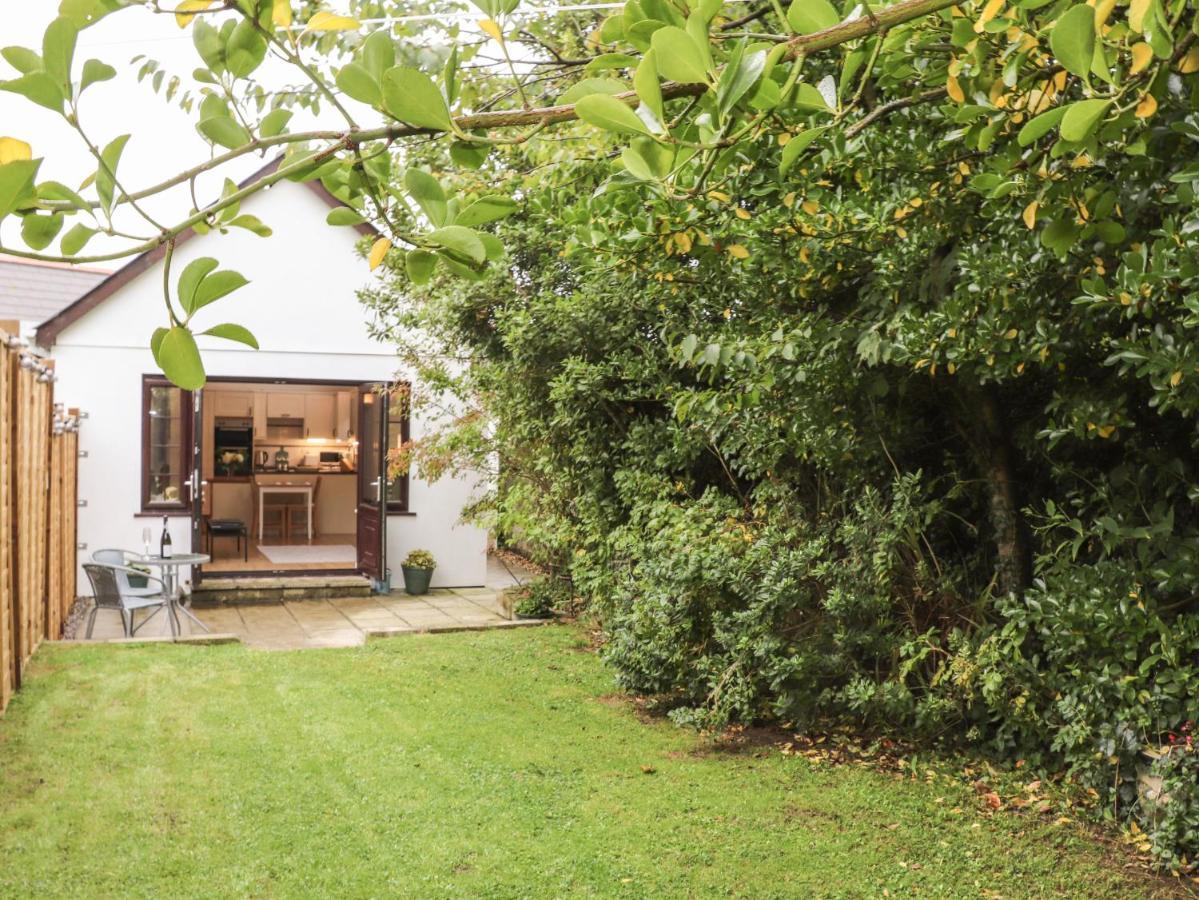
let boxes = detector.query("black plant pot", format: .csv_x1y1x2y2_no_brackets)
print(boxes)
402,566,434,595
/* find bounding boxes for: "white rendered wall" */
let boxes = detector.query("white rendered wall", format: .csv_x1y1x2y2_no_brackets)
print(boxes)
48,180,488,594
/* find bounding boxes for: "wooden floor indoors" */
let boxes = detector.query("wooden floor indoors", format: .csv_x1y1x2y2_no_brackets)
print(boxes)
201,532,358,573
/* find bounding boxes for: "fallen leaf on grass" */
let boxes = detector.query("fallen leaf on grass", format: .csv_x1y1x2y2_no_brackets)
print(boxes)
984,792,1002,810
640,765,656,775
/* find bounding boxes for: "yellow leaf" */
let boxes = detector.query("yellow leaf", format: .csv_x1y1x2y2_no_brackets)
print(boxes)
479,18,504,43
368,237,391,271
946,75,965,103
896,225,908,238
1022,200,1038,229
1004,328,1018,339
1129,42,1154,74
1129,0,1151,32
799,247,811,263
782,192,796,208
727,244,749,260
777,132,792,147
1097,424,1116,438
0,136,32,164
675,231,692,254
174,0,214,28
1170,370,1182,387
1135,93,1157,118
1119,291,1133,305
273,0,293,28
305,11,360,32
974,0,1005,32
801,199,819,215
1180,47,1199,74
909,197,924,208
1094,0,1118,28
707,191,731,203
734,208,751,220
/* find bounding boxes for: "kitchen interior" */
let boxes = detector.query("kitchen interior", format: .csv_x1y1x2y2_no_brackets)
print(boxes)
203,381,359,573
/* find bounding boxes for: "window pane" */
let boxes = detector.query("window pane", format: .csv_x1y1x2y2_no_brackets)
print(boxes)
386,387,408,505
147,385,185,505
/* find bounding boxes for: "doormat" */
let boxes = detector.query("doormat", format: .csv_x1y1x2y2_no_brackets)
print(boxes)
258,545,357,564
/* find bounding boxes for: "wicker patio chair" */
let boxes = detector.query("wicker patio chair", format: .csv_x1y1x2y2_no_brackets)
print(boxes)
82,563,170,639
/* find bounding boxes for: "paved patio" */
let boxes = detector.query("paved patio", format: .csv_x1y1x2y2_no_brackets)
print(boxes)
80,555,542,650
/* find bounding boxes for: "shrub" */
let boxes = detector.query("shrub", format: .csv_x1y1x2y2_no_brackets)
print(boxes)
402,549,435,570
511,577,568,619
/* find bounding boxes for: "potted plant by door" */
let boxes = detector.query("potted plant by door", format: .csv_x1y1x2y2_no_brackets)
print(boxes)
401,549,436,595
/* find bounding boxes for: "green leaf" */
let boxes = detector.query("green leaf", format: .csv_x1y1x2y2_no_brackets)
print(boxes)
80,58,115,92
225,18,267,78
794,82,832,112
95,133,128,215
260,108,292,138
157,326,206,390
587,53,639,72
361,30,396,82
192,20,224,73
58,0,123,29
479,232,504,260
450,141,489,169
200,323,259,349
443,43,460,106
150,326,168,367
633,50,664,126
787,0,840,34
1017,105,1068,146
226,214,272,237
1041,217,1081,257
0,159,41,220
717,45,766,117
1058,98,1109,142
327,207,367,227
405,168,448,227
42,17,77,89
456,195,518,227
381,66,452,131
621,145,657,180
336,61,381,106
191,269,249,313
20,213,64,251
558,78,628,104
778,126,828,175
197,116,251,149
649,26,709,84
1049,4,1096,79
427,225,486,263
37,180,88,210
1,47,42,74
575,93,651,135
0,72,65,112
60,222,97,255
178,257,218,314
405,249,437,284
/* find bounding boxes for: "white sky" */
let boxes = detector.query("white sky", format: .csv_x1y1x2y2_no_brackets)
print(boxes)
0,4,370,264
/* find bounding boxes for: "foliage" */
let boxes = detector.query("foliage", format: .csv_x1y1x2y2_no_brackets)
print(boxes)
509,576,568,617
402,548,436,569
1146,739,1199,868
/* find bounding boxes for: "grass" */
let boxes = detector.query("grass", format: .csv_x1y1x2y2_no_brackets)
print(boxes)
0,627,1174,898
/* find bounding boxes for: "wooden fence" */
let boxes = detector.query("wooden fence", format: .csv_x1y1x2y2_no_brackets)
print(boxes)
0,323,80,715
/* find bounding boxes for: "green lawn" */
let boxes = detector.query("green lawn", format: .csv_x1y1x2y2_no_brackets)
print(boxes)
0,627,1171,898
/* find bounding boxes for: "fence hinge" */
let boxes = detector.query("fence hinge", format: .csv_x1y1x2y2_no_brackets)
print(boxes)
77,499,88,507
77,542,87,551
77,449,88,458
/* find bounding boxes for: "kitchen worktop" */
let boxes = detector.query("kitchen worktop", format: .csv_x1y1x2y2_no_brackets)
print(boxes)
253,467,356,475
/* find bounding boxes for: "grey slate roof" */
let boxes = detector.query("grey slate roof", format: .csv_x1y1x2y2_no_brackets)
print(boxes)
0,255,109,324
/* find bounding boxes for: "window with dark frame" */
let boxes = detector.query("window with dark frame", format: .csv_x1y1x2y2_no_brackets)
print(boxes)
385,382,411,513
141,375,193,513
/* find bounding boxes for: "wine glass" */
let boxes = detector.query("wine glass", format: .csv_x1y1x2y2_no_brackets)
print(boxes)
142,527,152,557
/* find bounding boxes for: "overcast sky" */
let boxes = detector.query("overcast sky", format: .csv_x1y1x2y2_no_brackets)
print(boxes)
0,4,364,264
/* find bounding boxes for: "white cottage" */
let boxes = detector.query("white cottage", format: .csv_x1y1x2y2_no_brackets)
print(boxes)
35,160,489,595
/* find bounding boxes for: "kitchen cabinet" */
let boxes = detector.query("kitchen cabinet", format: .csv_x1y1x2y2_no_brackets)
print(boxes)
267,393,304,418
305,393,336,439
212,392,253,418
252,393,267,440
335,391,353,439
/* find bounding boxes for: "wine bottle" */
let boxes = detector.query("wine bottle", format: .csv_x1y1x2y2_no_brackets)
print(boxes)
160,515,172,559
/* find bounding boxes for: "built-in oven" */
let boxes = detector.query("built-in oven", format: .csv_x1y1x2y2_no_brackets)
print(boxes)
214,418,253,478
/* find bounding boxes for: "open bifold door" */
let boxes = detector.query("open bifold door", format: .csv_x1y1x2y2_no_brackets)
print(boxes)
356,383,388,589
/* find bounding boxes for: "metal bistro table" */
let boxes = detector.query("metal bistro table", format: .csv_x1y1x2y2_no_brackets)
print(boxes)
129,552,211,636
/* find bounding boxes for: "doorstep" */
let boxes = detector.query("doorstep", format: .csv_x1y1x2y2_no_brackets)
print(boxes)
192,574,372,606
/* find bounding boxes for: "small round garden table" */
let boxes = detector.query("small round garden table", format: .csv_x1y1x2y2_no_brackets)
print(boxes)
128,552,211,636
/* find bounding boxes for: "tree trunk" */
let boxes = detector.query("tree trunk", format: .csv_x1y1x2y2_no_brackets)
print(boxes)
974,388,1031,597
